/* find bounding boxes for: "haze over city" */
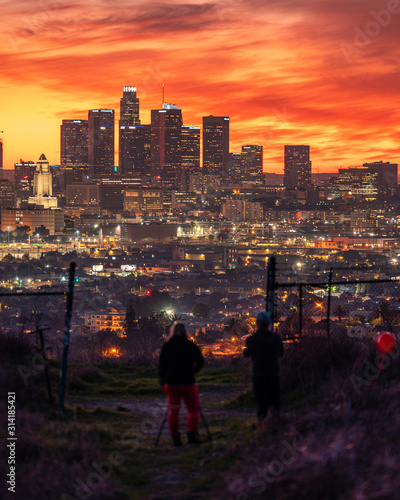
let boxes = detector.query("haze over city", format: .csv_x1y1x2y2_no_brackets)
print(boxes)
1,0,400,172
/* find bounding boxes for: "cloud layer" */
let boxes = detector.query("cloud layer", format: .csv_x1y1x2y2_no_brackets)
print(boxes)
1,0,400,171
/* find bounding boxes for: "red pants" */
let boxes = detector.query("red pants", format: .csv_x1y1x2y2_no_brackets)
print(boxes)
164,384,199,434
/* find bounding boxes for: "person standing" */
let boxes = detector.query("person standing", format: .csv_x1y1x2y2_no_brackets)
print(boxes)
158,322,204,446
244,312,284,422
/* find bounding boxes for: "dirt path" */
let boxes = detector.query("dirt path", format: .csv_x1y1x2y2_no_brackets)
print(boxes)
69,385,254,433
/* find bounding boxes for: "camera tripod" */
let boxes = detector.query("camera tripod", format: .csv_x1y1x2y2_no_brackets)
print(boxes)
155,406,212,446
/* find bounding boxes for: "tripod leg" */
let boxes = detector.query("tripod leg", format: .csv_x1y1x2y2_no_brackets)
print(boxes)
155,409,168,447
199,407,212,441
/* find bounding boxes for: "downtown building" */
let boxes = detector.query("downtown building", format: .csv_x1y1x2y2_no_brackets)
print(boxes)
14,160,36,203
88,109,115,177
151,103,183,187
28,154,58,209
3,154,64,235
202,116,230,176
60,119,89,186
333,166,378,201
240,145,263,185
284,145,312,190
118,86,151,177
221,199,263,222
0,137,3,177
179,125,200,189
362,161,398,199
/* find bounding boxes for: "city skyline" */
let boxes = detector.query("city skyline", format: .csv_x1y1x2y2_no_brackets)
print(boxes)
1,0,400,172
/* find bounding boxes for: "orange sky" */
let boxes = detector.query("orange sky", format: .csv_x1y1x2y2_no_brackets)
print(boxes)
1,0,400,173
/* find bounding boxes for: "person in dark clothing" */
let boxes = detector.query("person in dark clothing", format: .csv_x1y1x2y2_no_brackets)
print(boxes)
158,322,204,446
244,311,284,422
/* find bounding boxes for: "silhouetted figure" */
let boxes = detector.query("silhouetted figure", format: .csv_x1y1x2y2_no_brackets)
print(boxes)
158,322,204,446
244,312,284,422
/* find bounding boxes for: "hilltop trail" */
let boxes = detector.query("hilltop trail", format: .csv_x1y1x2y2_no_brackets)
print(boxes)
69,385,254,420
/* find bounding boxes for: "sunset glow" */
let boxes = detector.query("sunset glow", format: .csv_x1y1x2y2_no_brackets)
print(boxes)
1,0,400,172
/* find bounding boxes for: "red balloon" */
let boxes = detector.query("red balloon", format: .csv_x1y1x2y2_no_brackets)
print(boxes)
376,333,396,354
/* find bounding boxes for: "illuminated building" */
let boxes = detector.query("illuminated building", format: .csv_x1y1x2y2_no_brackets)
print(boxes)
14,161,36,203
123,187,174,215
118,86,151,176
98,176,142,211
227,153,242,184
28,154,58,208
240,145,263,184
60,119,89,185
284,145,312,189
119,125,151,177
362,161,398,198
335,166,378,201
66,183,99,206
221,199,263,222
88,109,115,176
179,125,200,189
120,86,140,126
84,310,126,333
202,116,230,176
0,179,16,208
189,174,222,193
1,208,64,234
151,103,183,186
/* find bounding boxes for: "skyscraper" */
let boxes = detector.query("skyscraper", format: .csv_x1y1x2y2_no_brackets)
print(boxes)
119,86,149,176
60,119,89,185
119,86,140,126
119,125,151,177
241,145,263,184
151,103,183,186
284,145,312,189
180,125,200,188
88,109,115,176
202,116,229,176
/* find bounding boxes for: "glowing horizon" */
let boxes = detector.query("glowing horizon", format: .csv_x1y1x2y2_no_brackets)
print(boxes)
1,0,400,173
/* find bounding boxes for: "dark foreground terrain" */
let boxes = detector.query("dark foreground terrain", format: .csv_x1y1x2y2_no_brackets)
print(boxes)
1,335,400,499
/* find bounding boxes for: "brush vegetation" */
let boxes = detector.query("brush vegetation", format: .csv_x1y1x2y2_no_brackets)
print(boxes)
1,333,400,499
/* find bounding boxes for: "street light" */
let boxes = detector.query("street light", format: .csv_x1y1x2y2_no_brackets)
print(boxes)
6,226,10,245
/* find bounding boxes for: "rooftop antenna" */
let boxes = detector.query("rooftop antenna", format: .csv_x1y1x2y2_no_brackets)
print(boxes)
162,84,165,106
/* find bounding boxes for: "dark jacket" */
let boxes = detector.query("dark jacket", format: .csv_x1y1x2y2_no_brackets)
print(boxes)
158,336,204,386
244,328,284,377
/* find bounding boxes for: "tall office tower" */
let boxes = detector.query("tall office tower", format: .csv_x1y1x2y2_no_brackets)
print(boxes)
227,152,242,184
180,125,200,189
60,119,89,185
119,125,151,176
202,116,230,176
119,86,147,175
120,86,140,126
284,145,312,189
241,145,263,184
88,109,115,176
363,161,398,199
28,154,58,208
151,103,183,186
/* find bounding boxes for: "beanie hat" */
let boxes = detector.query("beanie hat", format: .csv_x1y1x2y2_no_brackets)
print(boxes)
256,311,271,327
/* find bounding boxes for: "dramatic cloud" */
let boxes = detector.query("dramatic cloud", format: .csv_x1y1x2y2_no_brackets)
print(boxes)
0,0,400,171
